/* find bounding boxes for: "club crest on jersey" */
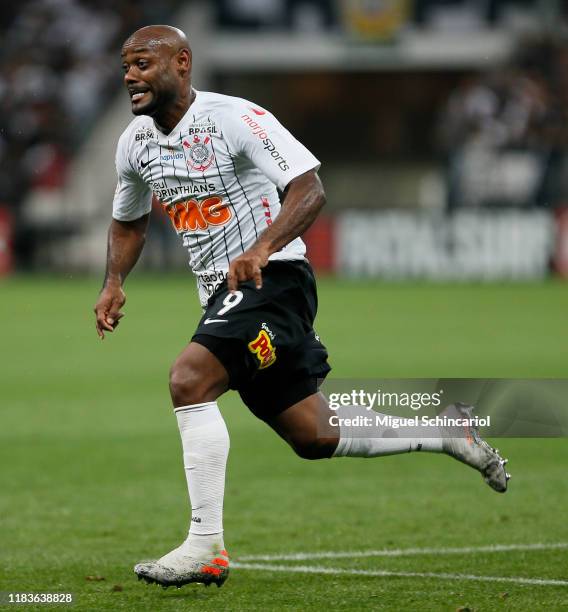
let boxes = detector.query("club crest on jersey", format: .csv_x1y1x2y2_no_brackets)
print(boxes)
248,330,277,369
183,135,215,171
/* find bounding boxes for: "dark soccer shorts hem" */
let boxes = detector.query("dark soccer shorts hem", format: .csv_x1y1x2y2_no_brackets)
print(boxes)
192,333,248,390
240,376,321,421
192,333,329,420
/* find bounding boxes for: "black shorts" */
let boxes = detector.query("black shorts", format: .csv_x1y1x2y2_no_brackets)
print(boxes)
192,260,331,421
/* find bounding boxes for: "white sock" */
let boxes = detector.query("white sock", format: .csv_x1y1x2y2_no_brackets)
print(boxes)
174,401,229,554
332,404,443,457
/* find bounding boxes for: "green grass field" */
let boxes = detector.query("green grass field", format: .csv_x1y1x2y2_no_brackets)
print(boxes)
1,276,568,611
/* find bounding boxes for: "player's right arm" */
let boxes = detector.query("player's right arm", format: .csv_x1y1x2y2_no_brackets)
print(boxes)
94,214,149,339
94,124,153,339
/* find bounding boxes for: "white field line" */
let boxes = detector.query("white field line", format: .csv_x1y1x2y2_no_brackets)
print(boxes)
232,562,568,587
237,542,568,562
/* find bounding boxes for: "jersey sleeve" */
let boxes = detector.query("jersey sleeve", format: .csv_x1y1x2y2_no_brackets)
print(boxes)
224,102,320,191
112,128,152,221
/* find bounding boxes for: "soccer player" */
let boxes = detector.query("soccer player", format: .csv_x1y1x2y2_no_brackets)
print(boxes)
94,25,510,589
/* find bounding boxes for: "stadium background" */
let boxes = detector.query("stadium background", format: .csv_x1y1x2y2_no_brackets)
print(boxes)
2,1,568,610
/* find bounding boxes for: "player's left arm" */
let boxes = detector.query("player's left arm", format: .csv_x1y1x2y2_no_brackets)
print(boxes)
226,103,325,291
227,170,325,291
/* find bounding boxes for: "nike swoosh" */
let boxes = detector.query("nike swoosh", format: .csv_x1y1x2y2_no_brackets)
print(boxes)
140,157,158,169
250,107,266,116
204,318,228,325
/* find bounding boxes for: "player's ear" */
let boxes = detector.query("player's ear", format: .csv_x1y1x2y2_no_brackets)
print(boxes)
176,48,191,77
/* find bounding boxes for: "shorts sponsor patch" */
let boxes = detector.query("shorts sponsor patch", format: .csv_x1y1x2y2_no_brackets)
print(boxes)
248,329,276,369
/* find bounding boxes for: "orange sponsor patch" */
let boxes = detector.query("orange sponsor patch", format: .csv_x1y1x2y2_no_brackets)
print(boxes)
163,195,231,232
248,329,276,369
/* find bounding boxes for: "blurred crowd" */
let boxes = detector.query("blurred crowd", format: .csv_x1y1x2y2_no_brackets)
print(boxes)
0,0,180,212
216,0,545,32
440,38,568,209
1,0,567,220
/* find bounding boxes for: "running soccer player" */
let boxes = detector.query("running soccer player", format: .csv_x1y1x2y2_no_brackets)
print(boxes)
94,25,510,590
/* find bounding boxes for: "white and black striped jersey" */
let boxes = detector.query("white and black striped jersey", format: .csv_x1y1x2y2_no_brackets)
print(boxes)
112,89,320,305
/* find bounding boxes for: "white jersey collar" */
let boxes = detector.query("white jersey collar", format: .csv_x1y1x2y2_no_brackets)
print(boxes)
153,89,202,143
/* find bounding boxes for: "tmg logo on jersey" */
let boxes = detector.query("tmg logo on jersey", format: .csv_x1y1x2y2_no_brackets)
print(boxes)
163,195,232,232
248,329,277,369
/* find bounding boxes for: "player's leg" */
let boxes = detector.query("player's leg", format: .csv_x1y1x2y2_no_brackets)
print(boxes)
135,342,231,588
266,391,510,492
265,391,442,459
264,391,338,459
136,265,297,589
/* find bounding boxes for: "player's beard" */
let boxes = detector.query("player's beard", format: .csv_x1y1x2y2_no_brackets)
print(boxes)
132,90,176,118
131,84,177,118
131,90,158,116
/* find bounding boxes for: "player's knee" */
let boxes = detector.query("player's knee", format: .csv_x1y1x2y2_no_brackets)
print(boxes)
169,359,219,406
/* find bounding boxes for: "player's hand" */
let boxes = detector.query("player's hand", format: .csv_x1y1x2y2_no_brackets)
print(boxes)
227,245,270,292
94,283,126,339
